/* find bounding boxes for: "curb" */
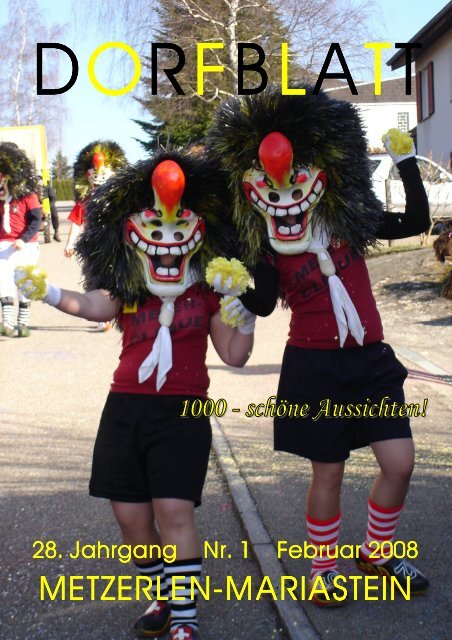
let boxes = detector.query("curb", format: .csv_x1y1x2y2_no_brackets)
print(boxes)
394,346,450,376
211,416,319,640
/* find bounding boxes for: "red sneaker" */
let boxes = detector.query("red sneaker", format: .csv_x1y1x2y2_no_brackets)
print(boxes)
134,600,171,637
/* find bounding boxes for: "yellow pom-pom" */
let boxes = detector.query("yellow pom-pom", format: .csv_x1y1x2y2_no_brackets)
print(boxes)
15,265,48,300
381,129,413,156
205,257,250,296
220,297,241,327
219,296,249,328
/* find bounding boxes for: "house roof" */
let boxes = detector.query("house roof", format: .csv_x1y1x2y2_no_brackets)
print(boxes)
325,77,415,103
387,1,452,70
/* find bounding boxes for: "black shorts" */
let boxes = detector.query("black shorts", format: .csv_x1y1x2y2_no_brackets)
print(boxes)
89,393,212,506
274,342,412,463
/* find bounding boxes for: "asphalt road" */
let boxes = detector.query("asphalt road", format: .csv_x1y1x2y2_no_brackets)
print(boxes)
0,224,286,640
0,223,450,640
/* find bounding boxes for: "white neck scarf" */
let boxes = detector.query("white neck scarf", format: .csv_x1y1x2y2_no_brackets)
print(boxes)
307,223,365,347
138,269,199,391
138,297,176,391
2,196,12,234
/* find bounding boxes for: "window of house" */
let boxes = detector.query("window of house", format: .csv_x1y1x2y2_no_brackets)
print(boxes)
416,61,434,121
397,112,409,132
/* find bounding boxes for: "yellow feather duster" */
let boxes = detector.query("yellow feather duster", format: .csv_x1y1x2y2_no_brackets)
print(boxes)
219,296,243,327
381,129,413,156
205,257,250,296
15,265,48,300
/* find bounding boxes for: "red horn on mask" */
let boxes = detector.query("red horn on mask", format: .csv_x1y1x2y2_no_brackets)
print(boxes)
92,152,105,170
151,160,186,211
258,132,293,188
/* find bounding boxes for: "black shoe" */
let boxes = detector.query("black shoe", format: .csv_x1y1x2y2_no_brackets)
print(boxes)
134,600,171,637
170,626,200,640
308,570,347,607
356,552,429,593
53,232,61,242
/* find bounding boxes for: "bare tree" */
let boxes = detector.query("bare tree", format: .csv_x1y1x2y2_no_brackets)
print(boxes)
77,0,379,90
0,0,67,152
279,0,380,77
76,0,380,148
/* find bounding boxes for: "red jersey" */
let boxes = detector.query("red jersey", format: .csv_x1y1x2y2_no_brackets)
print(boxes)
68,200,86,226
111,284,220,397
275,243,383,349
0,194,41,242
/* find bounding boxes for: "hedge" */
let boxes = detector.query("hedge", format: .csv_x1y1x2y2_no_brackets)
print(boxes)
53,179,74,201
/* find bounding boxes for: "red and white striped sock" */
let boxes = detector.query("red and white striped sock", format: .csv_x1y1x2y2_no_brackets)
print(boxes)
306,512,341,579
360,498,403,565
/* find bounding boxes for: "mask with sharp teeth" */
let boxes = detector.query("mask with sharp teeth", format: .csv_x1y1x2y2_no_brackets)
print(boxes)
243,132,327,255
207,84,383,266
76,148,236,308
0,174,10,201
73,140,127,202
86,151,114,187
127,159,206,298
0,142,39,200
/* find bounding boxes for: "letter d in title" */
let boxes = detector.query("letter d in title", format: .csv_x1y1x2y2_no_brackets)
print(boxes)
37,43,78,95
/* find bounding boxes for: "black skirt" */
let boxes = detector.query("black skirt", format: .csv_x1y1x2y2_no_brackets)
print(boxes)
274,341,412,462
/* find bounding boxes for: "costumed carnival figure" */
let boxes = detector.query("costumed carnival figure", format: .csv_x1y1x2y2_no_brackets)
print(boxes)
206,85,431,604
433,228,452,300
0,142,42,337
15,148,255,639
65,140,127,331
64,140,127,257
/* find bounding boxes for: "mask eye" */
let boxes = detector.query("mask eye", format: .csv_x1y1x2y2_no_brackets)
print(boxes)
264,176,274,189
178,209,195,223
140,209,159,224
295,169,311,184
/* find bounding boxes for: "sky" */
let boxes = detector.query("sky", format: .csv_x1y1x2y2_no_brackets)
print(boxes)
0,0,449,165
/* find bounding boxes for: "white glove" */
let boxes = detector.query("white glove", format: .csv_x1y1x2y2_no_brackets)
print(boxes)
223,296,256,334
43,284,62,306
212,273,244,297
382,130,415,164
14,267,62,306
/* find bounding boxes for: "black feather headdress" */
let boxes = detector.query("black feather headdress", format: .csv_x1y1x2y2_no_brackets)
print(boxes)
76,148,235,306
0,142,38,197
73,140,127,201
207,84,383,264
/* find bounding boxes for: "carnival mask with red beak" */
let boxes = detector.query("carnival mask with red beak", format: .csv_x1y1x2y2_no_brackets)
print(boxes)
243,132,327,254
0,173,10,200
86,151,114,187
127,159,205,297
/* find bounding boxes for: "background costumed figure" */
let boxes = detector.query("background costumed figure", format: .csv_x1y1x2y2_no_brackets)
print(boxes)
64,140,127,257
433,229,452,300
64,139,127,331
15,147,255,640
0,142,42,337
207,85,431,604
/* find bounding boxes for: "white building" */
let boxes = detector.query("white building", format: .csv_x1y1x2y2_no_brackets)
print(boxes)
325,78,417,151
388,2,452,169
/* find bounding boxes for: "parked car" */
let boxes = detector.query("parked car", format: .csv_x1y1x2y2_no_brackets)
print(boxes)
369,154,452,230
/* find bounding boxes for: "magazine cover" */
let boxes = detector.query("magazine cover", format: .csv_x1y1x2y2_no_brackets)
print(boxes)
0,1,451,639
